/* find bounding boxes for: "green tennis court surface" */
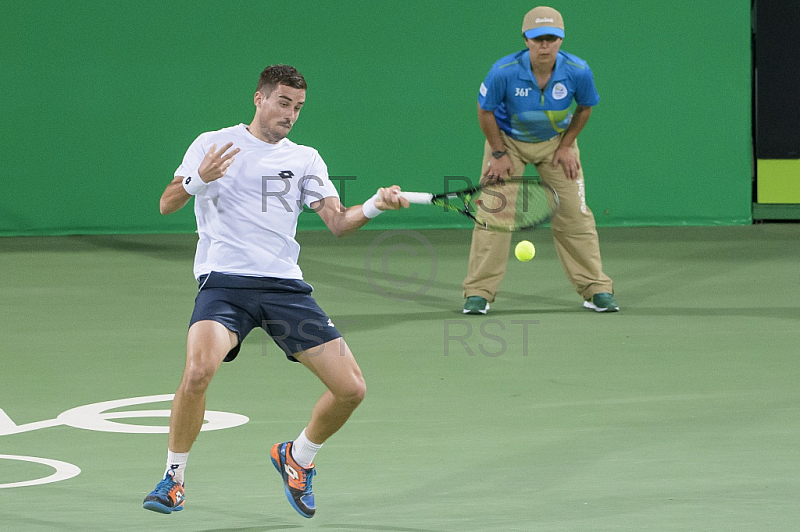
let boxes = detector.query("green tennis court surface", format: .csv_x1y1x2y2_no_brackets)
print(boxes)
1,226,798,531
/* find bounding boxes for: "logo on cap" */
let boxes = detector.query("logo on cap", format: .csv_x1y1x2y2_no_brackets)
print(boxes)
535,18,554,23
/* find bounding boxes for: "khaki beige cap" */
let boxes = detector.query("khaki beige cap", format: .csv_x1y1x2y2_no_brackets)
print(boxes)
522,6,565,39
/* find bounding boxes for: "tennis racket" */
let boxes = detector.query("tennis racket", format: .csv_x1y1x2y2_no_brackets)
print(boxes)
400,178,558,231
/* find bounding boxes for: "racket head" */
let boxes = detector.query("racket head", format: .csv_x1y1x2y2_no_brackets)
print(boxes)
426,185,482,215
468,179,558,231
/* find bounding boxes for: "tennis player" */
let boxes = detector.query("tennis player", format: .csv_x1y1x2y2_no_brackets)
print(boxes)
142,64,408,518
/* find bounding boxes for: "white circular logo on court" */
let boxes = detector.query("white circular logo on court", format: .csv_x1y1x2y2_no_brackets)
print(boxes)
552,83,568,100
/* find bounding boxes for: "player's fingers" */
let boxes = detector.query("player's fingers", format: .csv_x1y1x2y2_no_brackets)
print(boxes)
393,187,410,208
217,141,234,155
388,190,409,209
377,189,393,208
220,147,240,161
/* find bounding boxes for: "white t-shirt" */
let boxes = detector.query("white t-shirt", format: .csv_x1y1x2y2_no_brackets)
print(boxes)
175,124,339,280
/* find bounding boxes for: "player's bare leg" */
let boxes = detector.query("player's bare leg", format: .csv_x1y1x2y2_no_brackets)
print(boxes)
170,320,238,452
297,338,366,442
270,337,365,518
143,320,236,514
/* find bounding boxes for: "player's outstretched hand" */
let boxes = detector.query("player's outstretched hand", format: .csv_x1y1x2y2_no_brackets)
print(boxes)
375,186,410,211
198,142,241,183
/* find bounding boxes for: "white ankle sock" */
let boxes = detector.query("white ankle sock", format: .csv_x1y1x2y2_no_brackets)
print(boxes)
165,450,189,484
291,429,322,468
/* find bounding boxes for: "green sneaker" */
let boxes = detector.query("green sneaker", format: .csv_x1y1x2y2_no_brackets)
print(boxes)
463,296,490,315
583,292,619,313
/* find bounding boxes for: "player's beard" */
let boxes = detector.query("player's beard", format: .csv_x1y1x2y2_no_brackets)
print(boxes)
259,120,293,144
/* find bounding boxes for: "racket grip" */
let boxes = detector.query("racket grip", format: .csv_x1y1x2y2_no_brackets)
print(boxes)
399,192,434,204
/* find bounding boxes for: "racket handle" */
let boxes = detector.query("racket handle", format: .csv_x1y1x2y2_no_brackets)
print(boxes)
399,191,434,204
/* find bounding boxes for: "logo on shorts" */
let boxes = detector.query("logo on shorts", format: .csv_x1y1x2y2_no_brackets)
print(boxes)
278,170,294,179
552,82,568,100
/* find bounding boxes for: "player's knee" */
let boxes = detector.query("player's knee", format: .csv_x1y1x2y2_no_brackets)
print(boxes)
339,375,366,407
353,377,367,404
180,360,217,393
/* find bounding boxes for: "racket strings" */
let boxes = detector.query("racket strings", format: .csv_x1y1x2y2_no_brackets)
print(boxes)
472,181,557,231
431,194,474,215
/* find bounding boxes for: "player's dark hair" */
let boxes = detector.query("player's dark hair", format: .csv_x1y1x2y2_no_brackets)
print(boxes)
257,65,307,97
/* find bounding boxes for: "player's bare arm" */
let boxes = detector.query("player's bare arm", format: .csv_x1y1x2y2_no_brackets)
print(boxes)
312,186,409,237
160,142,241,215
552,105,592,181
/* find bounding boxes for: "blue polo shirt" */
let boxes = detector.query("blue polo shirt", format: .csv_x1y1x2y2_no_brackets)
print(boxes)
479,49,600,143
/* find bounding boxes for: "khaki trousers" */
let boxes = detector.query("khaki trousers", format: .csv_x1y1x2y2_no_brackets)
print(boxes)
462,132,613,302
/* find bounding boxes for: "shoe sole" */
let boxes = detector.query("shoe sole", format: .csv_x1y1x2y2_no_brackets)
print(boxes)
143,500,183,514
463,304,490,315
583,301,619,312
271,450,314,518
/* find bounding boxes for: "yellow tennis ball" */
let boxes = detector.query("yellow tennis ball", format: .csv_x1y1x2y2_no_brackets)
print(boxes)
515,240,535,262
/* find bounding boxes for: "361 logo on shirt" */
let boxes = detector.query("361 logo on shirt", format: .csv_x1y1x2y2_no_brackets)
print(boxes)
514,88,531,97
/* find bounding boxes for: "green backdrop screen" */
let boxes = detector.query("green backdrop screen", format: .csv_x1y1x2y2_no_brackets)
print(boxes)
1,1,752,236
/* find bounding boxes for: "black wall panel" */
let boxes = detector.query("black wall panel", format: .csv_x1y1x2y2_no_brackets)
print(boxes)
754,0,800,158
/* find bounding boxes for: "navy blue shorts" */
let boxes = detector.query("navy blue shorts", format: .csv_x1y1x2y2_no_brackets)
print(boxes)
189,271,342,362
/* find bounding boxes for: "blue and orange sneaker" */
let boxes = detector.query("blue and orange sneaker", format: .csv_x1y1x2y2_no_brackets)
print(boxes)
142,470,185,514
270,441,316,518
